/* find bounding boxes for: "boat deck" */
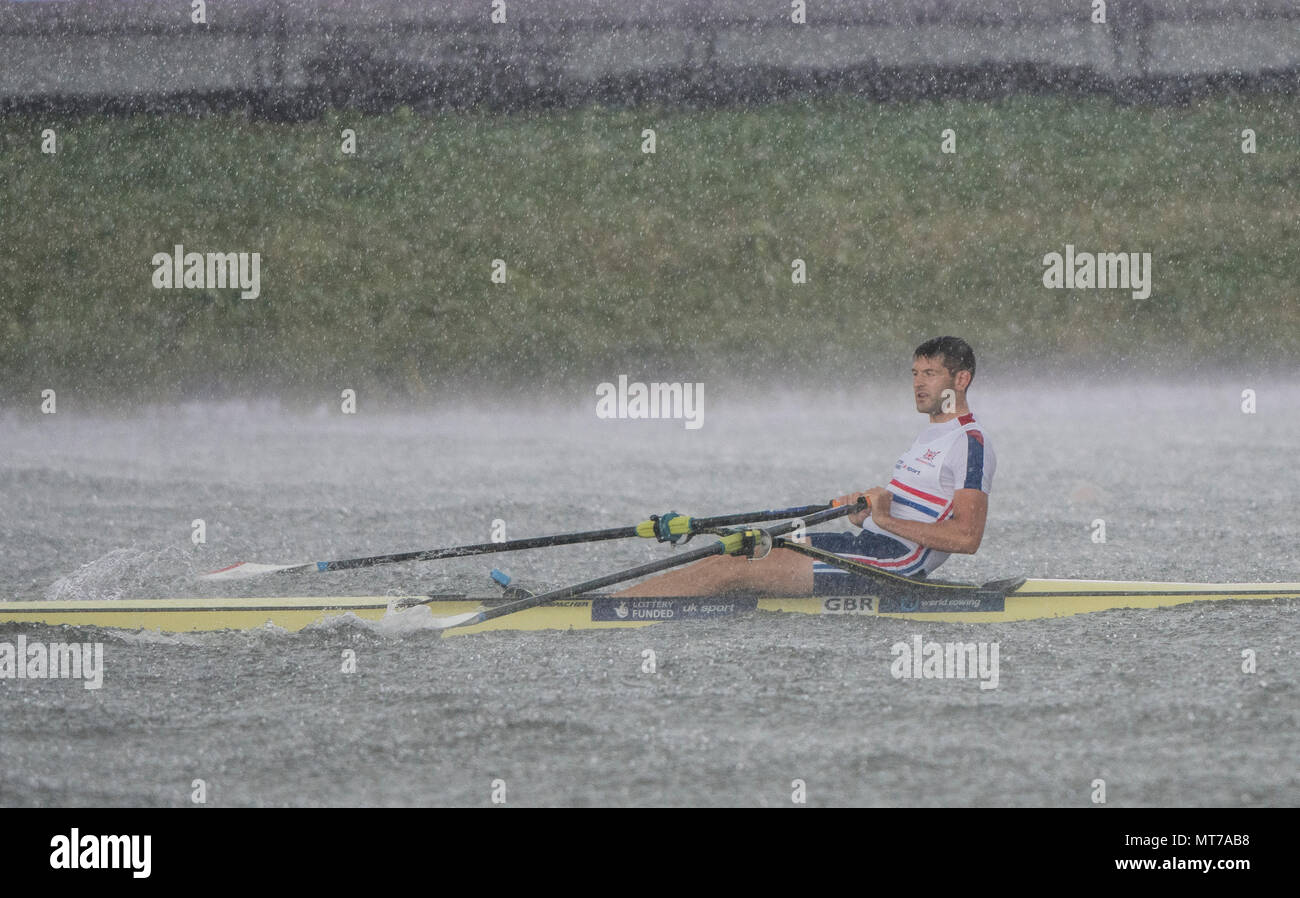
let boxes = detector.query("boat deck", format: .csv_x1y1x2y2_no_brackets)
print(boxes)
1,580,1298,634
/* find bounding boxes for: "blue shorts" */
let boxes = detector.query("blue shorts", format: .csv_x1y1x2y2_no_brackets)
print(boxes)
808,530,913,595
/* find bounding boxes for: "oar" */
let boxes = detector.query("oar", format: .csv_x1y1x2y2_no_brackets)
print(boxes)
419,500,865,631
199,501,842,581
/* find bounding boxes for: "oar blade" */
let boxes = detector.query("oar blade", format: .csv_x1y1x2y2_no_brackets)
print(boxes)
429,610,486,631
199,561,313,581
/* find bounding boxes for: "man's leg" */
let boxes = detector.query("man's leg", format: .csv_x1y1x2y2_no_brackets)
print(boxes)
614,547,814,598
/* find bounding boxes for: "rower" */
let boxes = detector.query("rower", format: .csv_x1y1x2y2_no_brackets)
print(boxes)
615,336,996,598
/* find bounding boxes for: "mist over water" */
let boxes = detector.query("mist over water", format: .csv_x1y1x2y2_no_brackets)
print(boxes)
1,374,1296,807
3,373,1296,597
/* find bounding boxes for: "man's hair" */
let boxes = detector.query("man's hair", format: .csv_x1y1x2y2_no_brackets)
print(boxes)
913,336,976,383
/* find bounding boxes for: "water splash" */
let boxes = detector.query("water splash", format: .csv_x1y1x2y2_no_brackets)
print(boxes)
300,599,448,638
44,545,191,602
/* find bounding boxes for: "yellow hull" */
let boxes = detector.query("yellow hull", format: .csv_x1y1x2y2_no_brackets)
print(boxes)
1,580,1297,634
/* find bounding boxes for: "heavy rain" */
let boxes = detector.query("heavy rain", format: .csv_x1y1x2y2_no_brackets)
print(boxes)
0,0,1296,839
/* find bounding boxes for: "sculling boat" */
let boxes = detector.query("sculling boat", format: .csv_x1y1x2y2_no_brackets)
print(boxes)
3,580,1297,635
7,499,1295,634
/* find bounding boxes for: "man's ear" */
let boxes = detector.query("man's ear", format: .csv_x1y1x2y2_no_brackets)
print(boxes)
955,370,972,392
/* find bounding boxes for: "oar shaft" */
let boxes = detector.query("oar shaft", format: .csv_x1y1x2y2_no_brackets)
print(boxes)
473,540,732,620
319,525,637,571
316,503,837,572
684,503,833,531
436,501,862,628
201,501,849,581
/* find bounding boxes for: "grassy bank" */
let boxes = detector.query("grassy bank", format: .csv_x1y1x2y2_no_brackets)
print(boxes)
2,95,1297,401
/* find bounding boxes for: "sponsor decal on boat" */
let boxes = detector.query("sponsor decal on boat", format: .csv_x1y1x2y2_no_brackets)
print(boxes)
821,595,876,614
877,592,1005,613
590,597,758,621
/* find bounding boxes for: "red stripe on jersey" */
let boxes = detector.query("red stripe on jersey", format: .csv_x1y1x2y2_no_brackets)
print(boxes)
889,479,945,506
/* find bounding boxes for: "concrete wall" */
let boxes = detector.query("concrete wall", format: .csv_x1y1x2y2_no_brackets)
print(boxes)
1,0,1296,99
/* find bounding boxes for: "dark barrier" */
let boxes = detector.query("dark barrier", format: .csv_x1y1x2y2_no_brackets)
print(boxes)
1,0,1297,117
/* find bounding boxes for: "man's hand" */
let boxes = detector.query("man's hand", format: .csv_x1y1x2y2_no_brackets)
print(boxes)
835,489,886,527
863,487,893,526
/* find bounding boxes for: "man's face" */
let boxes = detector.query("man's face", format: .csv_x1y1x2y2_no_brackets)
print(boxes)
912,355,959,415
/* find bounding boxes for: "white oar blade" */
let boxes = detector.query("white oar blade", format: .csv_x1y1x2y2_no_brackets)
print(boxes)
199,561,309,581
429,611,485,631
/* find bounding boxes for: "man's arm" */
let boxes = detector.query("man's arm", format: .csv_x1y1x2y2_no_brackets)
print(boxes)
865,487,988,554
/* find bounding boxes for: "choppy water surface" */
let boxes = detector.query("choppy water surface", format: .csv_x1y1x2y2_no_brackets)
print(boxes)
1,378,1297,806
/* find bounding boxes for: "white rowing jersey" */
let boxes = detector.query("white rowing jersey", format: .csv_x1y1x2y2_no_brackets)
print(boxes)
859,412,996,575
